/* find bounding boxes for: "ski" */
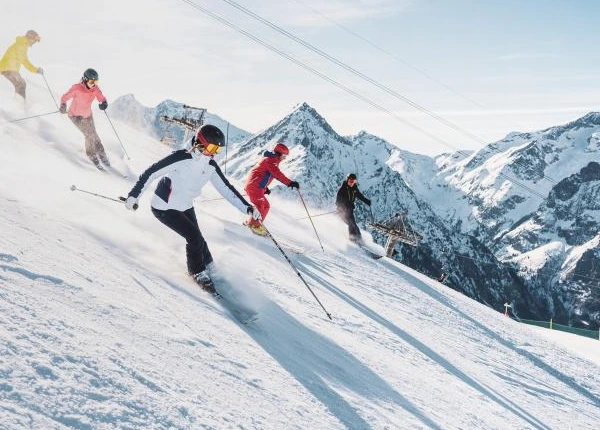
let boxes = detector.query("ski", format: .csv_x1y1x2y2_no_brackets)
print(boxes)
190,273,259,325
243,222,304,254
213,291,259,325
357,244,383,260
90,164,127,178
271,237,304,254
105,166,128,178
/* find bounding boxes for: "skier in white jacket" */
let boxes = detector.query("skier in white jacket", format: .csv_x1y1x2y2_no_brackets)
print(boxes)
124,124,261,292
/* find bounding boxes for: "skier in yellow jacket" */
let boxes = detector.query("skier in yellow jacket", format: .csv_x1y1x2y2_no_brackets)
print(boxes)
0,30,43,100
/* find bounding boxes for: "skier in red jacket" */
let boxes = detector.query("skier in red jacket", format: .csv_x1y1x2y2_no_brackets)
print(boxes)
243,143,299,236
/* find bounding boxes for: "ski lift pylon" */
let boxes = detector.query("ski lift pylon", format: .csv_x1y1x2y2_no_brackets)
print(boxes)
159,105,207,146
367,211,422,257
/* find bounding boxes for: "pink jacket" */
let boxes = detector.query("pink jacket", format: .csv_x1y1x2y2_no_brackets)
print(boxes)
60,82,106,118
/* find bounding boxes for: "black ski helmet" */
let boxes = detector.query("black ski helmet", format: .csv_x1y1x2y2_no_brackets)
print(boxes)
347,173,357,181
83,68,99,82
195,124,225,148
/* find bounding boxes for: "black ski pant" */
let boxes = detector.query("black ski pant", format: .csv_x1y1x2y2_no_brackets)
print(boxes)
337,207,362,241
151,207,213,275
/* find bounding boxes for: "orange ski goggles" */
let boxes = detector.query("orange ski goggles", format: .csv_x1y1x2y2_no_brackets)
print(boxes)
204,143,223,154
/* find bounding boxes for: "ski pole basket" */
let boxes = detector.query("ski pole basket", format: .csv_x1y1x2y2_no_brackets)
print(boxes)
367,211,422,257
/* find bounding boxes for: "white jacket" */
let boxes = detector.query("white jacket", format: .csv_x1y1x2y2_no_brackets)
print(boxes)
128,149,250,213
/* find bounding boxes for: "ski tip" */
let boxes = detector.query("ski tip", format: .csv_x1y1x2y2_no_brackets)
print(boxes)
358,245,383,260
242,315,259,325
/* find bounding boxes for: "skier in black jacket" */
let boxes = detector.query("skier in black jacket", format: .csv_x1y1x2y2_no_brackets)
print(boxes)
335,173,371,243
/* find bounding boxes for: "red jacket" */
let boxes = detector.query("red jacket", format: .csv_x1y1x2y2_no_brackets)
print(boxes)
244,151,292,191
61,82,106,118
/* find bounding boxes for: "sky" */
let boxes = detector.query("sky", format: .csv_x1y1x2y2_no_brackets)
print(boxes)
1,96,600,428
2,0,599,155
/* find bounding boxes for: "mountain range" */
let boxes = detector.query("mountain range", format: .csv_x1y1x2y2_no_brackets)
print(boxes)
109,96,600,329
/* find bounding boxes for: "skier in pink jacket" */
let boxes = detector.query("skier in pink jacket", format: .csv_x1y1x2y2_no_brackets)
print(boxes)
60,68,110,170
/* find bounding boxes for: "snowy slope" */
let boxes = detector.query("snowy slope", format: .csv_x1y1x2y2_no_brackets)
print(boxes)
1,87,600,429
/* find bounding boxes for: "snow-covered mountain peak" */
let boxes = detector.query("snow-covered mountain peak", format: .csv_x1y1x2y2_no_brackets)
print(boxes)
267,101,347,149
562,111,600,130
109,95,252,146
109,93,156,135
349,130,393,160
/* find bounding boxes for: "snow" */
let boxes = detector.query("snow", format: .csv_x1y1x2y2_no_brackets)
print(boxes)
561,234,600,278
530,326,600,367
509,242,565,279
587,133,600,153
1,89,600,429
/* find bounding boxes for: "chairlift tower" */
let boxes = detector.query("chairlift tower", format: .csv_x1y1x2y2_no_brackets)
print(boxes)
159,104,207,145
367,211,423,257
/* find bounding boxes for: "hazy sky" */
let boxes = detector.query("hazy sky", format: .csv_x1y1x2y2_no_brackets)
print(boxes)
3,0,599,155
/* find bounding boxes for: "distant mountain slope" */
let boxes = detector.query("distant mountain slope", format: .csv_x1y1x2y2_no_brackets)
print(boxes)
109,94,251,146
437,112,600,241
426,113,600,327
496,162,600,324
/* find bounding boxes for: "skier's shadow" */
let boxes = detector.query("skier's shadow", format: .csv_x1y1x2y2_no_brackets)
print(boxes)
377,259,600,408
246,299,442,430
297,258,553,430
157,265,440,429
210,221,441,426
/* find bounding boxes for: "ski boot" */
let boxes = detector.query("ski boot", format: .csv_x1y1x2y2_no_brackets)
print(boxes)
191,271,216,294
244,221,269,237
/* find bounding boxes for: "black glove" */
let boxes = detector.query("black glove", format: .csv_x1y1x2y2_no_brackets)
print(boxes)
59,103,67,114
99,101,108,110
264,187,271,195
288,181,299,189
365,198,372,206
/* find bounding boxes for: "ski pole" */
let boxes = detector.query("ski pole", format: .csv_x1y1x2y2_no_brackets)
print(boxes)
224,121,229,175
3,110,59,125
296,210,337,220
198,193,250,203
41,74,59,110
296,189,324,252
262,224,332,320
69,185,138,209
103,111,131,160
369,206,376,223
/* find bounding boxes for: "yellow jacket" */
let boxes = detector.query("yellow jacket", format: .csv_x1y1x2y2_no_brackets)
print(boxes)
0,36,37,73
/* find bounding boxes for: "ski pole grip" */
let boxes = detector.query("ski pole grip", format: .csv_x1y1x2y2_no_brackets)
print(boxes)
119,196,138,210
